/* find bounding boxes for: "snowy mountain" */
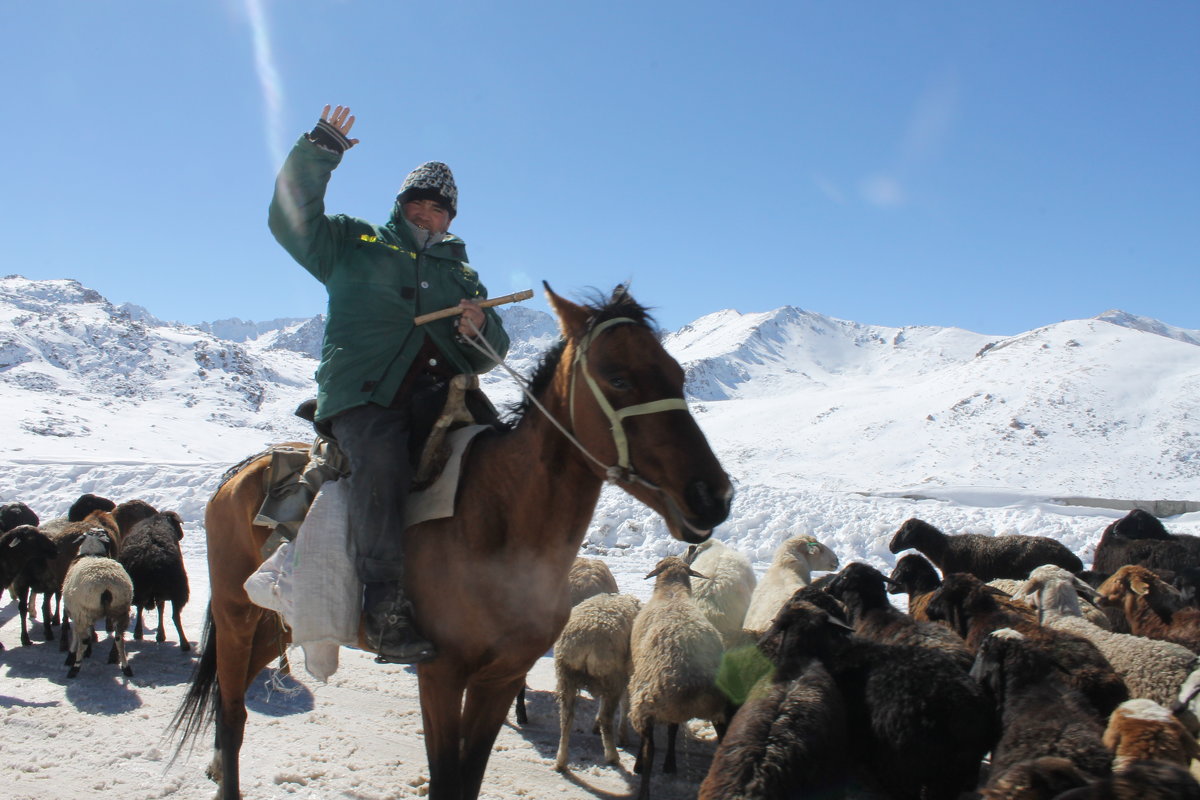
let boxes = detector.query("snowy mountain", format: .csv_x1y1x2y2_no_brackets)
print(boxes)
0,275,1197,567
672,305,1200,499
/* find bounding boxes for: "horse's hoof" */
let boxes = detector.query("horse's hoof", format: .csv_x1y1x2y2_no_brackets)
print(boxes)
122,665,134,677
67,666,80,678
181,641,192,652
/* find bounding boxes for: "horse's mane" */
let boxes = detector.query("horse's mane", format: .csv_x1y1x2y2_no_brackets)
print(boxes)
502,287,659,426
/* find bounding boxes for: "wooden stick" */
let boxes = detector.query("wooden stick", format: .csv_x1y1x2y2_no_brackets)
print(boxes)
413,289,535,325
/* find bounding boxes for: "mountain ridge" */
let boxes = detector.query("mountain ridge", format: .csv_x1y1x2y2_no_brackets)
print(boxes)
0,276,1196,530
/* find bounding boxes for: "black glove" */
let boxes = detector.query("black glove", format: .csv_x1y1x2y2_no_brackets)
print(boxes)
306,119,353,154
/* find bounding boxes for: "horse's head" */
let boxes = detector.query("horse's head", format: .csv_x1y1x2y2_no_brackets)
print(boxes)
545,283,733,543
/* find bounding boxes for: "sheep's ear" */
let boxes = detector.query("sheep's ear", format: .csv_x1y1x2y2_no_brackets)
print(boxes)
806,543,820,555
1130,575,1151,596
881,575,902,590
684,545,698,565
1033,586,1047,626
823,611,855,633
644,564,664,580
1071,576,1102,603
688,568,709,581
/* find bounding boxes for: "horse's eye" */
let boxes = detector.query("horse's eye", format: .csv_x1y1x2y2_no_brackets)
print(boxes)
607,375,631,391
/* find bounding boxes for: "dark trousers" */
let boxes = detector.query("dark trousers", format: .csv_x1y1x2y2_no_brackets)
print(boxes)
329,402,413,586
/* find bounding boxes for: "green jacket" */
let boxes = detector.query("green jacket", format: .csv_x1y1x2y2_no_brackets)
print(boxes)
269,135,510,422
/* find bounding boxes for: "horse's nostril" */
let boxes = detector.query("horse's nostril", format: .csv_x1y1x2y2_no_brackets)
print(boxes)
685,479,731,529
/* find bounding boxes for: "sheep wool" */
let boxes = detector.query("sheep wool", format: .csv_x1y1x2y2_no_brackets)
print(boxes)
742,534,839,634
554,592,641,770
687,539,757,647
1019,566,1198,707
62,553,134,677
629,556,727,800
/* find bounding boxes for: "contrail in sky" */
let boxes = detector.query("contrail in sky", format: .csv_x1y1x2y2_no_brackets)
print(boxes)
244,0,286,168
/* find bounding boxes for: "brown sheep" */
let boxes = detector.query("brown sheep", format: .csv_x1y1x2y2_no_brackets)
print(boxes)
514,555,619,725
1098,565,1200,653
1103,698,1200,771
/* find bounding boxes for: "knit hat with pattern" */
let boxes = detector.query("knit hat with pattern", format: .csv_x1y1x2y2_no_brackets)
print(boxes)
397,161,458,219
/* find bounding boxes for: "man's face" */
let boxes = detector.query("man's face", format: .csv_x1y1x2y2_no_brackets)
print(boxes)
403,198,452,233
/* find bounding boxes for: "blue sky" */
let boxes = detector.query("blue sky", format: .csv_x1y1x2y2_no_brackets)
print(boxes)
3,1,1197,335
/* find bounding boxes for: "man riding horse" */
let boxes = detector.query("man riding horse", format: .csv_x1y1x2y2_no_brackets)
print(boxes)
268,104,510,664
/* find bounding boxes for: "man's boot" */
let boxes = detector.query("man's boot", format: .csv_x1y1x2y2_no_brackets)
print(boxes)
363,582,437,664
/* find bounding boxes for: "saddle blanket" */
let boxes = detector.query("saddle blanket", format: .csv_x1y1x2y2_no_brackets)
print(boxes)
244,424,488,680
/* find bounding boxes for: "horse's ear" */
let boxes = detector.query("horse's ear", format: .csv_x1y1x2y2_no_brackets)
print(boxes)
543,281,590,341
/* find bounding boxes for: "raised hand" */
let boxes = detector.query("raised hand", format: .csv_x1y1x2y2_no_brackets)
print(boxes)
315,104,360,150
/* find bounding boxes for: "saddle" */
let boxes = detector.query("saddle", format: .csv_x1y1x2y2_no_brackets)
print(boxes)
254,374,498,558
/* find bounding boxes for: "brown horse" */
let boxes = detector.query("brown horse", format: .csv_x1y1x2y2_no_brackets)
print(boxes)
173,285,733,800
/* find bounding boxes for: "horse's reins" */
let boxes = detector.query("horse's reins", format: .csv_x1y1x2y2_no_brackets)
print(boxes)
460,315,687,491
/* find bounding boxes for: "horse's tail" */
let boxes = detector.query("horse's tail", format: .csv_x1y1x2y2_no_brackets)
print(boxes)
167,603,219,767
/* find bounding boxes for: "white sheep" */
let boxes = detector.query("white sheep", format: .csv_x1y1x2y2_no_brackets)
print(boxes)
62,531,134,678
554,592,642,771
686,538,757,647
1018,565,1198,707
515,555,620,726
742,534,839,634
567,556,619,605
629,556,727,800
990,574,1113,630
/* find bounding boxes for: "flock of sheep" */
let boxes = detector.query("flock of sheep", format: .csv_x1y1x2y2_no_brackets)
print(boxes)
542,510,1200,799
0,494,191,678
6,491,1200,799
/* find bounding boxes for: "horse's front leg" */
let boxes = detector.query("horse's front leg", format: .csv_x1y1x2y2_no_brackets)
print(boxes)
460,673,529,800
418,662,469,800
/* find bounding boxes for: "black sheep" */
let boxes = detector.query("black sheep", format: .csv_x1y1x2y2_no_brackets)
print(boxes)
1175,566,1200,608
67,493,116,522
0,501,39,532
888,552,943,597
758,598,995,800
825,562,973,672
0,525,57,650
118,511,190,650
970,629,1112,784
924,573,1130,721
698,658,849,800
887,552,946,621
1092,508,1200,576
889,518,1083,581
